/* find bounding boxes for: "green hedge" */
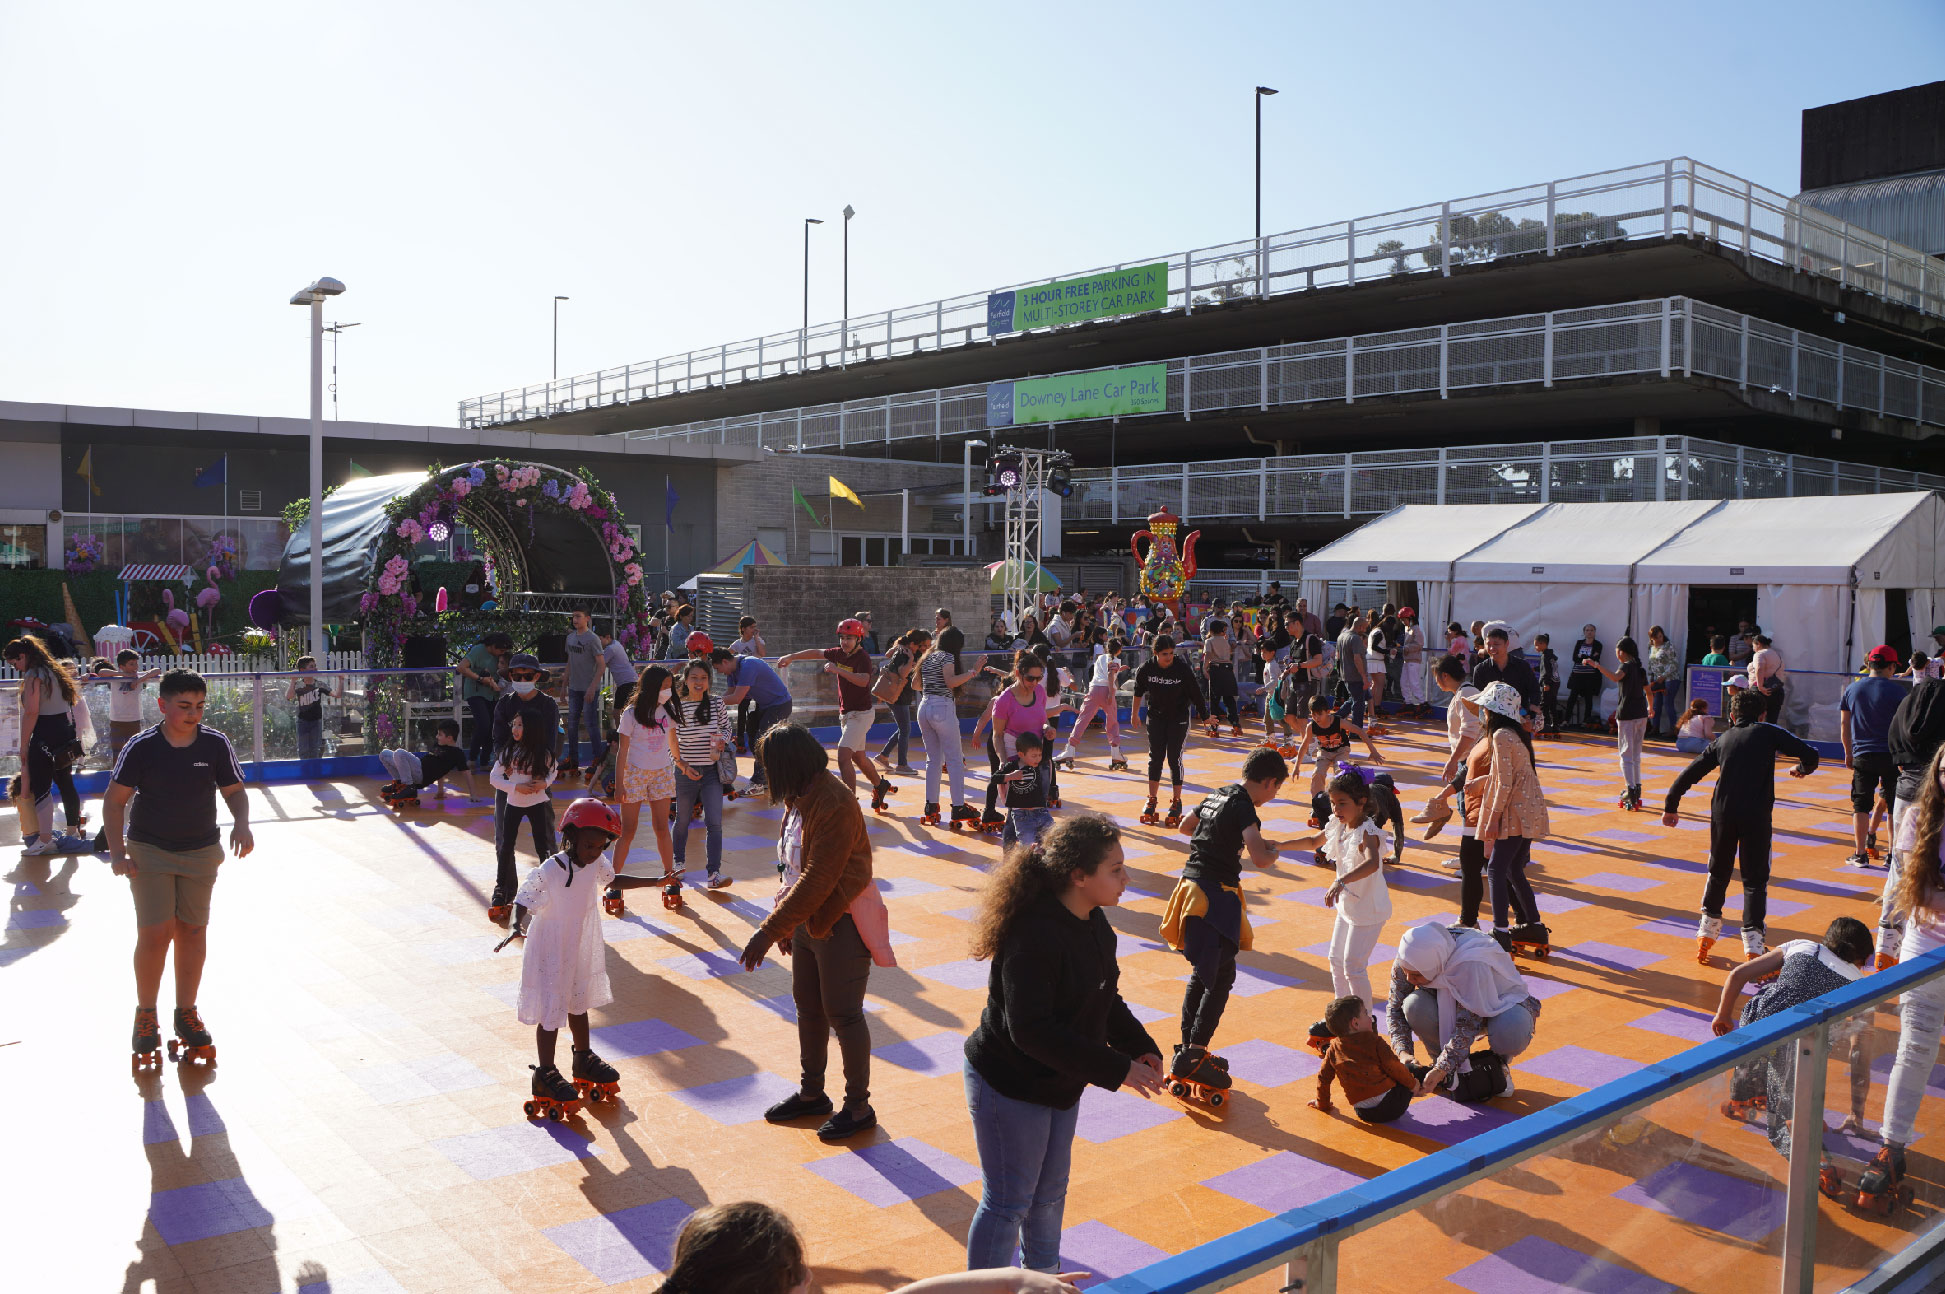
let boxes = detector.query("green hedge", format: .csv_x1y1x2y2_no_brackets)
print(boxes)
0,568,281,651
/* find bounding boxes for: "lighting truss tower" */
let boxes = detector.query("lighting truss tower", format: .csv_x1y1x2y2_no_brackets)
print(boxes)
1000,448,1050,632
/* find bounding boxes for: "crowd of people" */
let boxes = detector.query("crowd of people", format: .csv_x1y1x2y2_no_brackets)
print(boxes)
11,582,1945,1283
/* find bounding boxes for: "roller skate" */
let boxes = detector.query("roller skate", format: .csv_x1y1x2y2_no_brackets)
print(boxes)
168,1006,216,1066
1867,830,1882,861
1696,914,1722,965
1049,794,1062,809
602,885,625,917
948,804,980,832
1167,1044,1233,1110
1490,928,1515,956
571,1047,621,1104
1508,922,1552,959
691,803,703,821
1742,929,1776,982
659,869,686,911
920,801,943,827
1819,1155,1846,1202
1876,926,1903,973
378,779,404,798
523,1063,582,1122
1720,1092,1767,1122
1856,1144,1912,1217
979,811,1006,837
383,782,420,810
1303,1020,1334,1057
1618,785,1642,812
1204,720,1223,739
1138,796,1160,825
1053,753,1077,772
869,779,895,814
1163,796,1183,828
722,784,740,803
1107,750,1128,772
488,886,514,925
1276,742,1299,759
1229,724,1244,739
131,1006,162,1075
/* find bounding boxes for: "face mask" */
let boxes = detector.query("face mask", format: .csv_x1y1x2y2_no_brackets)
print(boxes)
660,688,674,703
511,680,536,696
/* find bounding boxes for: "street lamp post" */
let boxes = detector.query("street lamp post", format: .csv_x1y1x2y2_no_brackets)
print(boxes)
1255,85,1278,296
289,276,346,653
962,438,986,557
841,204,855,368
324,321,361,421
553,295,569,383
803,217,824,369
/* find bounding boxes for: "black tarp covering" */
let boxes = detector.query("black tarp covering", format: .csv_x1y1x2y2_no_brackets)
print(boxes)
277,469,613,624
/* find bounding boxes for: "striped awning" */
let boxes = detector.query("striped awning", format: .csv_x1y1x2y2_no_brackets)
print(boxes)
118,565,195,582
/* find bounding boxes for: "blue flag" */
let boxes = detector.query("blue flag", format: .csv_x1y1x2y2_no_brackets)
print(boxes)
665,479,679,530
193,455,227,487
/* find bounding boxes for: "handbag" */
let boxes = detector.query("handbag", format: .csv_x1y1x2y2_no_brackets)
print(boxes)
54,738,86,770
871,654,910,704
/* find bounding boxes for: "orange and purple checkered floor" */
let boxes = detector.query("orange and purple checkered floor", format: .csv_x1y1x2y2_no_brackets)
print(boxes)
6,717,1940,1292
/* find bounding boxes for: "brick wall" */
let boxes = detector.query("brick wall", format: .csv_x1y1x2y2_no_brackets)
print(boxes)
743,564,991,655
714,452,975,564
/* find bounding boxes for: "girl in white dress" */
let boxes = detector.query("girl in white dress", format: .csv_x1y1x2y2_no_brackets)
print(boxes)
505,797,668,1118
1292,769,1393,1020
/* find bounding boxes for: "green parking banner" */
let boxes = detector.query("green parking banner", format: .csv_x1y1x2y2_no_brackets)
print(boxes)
986,262,1169,334
986,363,1169,427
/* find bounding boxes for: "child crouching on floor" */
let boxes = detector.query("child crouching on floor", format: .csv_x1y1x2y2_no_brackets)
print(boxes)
1310,993,1421,1124
377,719,477,805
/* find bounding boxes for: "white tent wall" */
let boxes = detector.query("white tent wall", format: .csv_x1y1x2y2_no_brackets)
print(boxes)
1300,580,1330,620
1451,580,1634,714
1636,581,1691,708
1757,582,1850,733
1911,591,1945,647
1416,580,1453,648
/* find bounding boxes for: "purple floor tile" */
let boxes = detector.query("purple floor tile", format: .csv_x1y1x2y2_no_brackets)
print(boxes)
6,909,67,930
1534,893,1590,915
1629,1006,1717,1043
1870,1053,1945,1098
1588,829,1659,844
299,1270,409,1294
874,1031,967,1074
1115,932,1166,957
1637,854,1709,874
1203,1150,1364,1212
1775,875,1872,897
1576,872,1665,893
1074,1085,1182,1142
142,1093,228,1144
1614,1161,1784,1242
1387,1095,1519,1145
752,992,885,1024
916,958,993,991
148,1172,323,1245
1721,895,1813,919
591,1018,703,1059
1522,976,1577,1001
350,1054,495,1105
1222,1039,1321,1088
1449,1234,1672,1294
1387,869,1453,890
669,1071,800,1125
1123,1000,1170,1024
432,1120,603,1180
1636,916,1696,938
877,876,946,898
1277,886,1331,905
1774,831,1843,849
1060,1220,1169,1281
1230,963,1311,996
545,1196,692,1284
1521,1045,1645,1089
808,1136,980,1206
1534,840,1601,855
1556,941,1665,971
943,906,981,921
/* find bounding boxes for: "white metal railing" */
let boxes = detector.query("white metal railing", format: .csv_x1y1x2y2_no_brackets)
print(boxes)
597,296,1945,458
1067,432,1945,525
460,158,1945,428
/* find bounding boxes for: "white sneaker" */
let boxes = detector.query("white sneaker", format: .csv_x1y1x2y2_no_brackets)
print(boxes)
706,873,732,890
21,835,53,856
1498,1067,1517,1098
1742,930,1767,959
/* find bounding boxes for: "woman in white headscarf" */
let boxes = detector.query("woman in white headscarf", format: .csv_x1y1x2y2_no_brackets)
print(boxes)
1386,920,1541,1097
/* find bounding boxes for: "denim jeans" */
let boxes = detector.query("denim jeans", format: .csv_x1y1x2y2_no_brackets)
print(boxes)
465,695,496,764
964,1061,1080,1273
674,764,724,875
1400,988,1536,1061
565,688,605,767
1650,682,1679,736
296,716,325,760
918,695,967,808
1343,675,1369,729
1003,808,1054,850
878,700,913,766
747,700,793,785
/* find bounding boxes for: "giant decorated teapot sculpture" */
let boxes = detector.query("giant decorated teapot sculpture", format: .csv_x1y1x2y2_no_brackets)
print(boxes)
1130,506,1200,618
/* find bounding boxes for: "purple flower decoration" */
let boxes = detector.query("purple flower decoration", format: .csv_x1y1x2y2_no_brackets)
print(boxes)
468,466,486,487
542,478,561,500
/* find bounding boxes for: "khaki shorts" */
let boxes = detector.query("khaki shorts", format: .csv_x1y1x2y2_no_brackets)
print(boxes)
127,840,224,928
837,710,873,751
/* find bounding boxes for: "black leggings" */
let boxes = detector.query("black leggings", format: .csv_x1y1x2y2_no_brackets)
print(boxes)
1489,836,1540,930
1207,665,1239,726
792,915,873,1108
1702,810,1773,931
1180,914,1238,1047
1456,835,1489,928
495,798,557,899
27,713,82,831
1354,1082,1413,1124
1147,714,1189,786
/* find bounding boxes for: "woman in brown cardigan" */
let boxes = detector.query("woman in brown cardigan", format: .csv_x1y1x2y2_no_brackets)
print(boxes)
1461,681,1551,955
739,724,893,1142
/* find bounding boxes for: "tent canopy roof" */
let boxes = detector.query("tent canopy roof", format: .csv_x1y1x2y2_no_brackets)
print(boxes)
1454,500,1725,584
1633,493,1940,587
1299,504,1544,581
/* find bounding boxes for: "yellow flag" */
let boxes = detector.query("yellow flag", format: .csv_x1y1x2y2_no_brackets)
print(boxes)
77,446,103,497
829,475,863,509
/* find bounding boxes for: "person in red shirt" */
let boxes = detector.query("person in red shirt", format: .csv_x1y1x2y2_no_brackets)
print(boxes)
780,618,893,810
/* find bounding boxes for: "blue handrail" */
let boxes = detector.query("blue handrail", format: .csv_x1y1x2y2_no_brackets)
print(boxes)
1096,943,1945,1293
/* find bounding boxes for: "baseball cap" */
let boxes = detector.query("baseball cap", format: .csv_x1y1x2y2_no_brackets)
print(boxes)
1933,624,1945,635
1866,644,1899,665
1399,607,1416,619
1726,674,1749,689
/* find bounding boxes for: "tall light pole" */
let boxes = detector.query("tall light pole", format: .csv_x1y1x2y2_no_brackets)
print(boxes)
552,295,569,381
802,217,823,365
841,204,855,367
290,276,346,652
962,438,986,557
324,321,361,420
1255,85,1278,295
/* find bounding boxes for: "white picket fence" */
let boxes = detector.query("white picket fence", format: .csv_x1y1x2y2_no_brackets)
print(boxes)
0,650,366,681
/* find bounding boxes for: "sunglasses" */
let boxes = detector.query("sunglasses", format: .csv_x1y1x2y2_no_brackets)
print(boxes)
508,672,540,682
1024,673,1044,682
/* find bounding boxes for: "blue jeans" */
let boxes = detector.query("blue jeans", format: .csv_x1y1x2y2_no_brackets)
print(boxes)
296,716,325,760
1343,676,1369,729
1651,682,1679,736
565,688,605,767
1003,808,1053,850
674,764,724,876
878,701,914,766
747,700,793,785
964,1061,1079,1273
1676,735,1711,755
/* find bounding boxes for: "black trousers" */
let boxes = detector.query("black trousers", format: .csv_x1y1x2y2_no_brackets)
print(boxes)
1701,809,1773,932
792,915,874,1108
1354,1082,1414,1124
1147,714,1189,786
1456,834,1490,928
1179,892,1241,1048
465,696,496,764
495,798,557,900
1207,664,1239,725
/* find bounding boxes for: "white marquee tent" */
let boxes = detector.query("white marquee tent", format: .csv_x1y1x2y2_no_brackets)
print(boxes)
1301,493,1945,727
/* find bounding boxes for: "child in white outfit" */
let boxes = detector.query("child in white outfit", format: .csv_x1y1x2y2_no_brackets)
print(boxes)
1055,650,1124,767
1293,768,1393,1013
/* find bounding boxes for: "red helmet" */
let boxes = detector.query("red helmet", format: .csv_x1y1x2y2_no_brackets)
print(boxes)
1399,607,1416,619
837,618,867,638
685,631,714,654
560,798,622,838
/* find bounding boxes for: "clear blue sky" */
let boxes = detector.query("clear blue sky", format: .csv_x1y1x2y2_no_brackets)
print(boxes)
3,0,1940,427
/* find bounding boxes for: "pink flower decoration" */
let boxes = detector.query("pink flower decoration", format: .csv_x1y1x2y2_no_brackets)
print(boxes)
453,478,471,498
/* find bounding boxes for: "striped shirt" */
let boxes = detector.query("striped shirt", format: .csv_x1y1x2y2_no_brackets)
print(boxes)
669,696,731,766
920,650,955,697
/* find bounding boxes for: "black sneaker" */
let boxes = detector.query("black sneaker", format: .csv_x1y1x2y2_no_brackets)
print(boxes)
817,1104,877,1142
762,1091,834,1124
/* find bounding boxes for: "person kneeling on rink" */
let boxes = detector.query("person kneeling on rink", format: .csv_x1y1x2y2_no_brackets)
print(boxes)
1389,920,1540,1102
